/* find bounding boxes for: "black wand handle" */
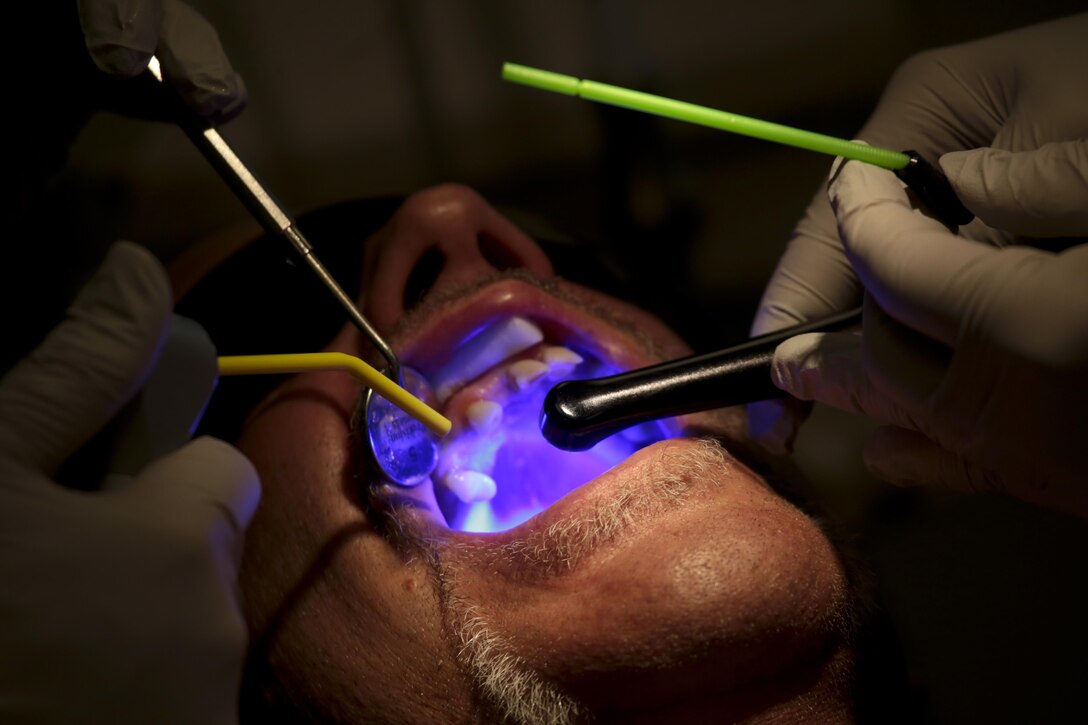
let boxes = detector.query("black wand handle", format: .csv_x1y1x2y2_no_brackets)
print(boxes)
541,307,863,451
894,150,974,228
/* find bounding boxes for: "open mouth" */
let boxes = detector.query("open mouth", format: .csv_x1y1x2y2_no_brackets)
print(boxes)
368,279,680,534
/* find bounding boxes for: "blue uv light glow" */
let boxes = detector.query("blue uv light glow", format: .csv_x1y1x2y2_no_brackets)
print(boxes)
449,432,629,532
436,361,671,534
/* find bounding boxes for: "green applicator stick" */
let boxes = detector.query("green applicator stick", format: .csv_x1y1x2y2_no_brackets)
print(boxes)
502,63,909,169
501,62,973,225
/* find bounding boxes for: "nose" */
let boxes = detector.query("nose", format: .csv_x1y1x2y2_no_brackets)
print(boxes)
362,184,555,332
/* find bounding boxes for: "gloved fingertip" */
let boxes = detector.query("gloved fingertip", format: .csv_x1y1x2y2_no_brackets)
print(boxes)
104,239,161,269
770,333,826,399
769,355,799,398
827,139,869,193
134,436,261,530
210,89,248,124
188,436,262,527
827,155,850,189
940,143,1088,236
936,149,971,181
70,242,171,340
179,72,248,122
88,45,154,79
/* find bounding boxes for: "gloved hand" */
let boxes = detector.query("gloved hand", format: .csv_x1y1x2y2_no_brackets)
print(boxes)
0,242,261,723
769,145,1087,516
78,0,247,122
14,0,246,215
747,13,1088,454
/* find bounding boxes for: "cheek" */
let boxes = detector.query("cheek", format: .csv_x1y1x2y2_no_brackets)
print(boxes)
576,506,843,659
238,378,357,525
235,374,361,632
236,377,479,719
658,508,847,642
460,497,847,710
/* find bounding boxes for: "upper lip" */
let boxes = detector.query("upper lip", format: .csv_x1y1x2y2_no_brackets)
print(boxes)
391,278,666,386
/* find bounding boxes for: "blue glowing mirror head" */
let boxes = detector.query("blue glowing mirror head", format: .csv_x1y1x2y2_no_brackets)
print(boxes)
365,366,439,486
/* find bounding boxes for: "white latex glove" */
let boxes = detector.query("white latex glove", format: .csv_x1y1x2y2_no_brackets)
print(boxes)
769,146,1087,517
748,13,1088,453
0,242,260,723
78,0,247,121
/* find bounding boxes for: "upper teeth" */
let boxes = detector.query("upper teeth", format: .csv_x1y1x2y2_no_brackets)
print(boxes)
466,400,503,433
542,345,583,377
507,359,550,391
428,316,589,450
431,317,544,401
427,316,596,513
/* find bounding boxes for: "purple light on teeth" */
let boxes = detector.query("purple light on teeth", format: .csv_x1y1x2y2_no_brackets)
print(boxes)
404,315,674,534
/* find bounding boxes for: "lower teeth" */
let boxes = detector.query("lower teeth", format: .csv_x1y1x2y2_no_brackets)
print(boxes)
442,470,498,503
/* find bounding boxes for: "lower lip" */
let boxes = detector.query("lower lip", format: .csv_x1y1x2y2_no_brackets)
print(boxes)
436,437,714,547
397,281,661,381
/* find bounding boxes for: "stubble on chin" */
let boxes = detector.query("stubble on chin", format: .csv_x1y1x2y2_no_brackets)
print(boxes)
423,439,734,724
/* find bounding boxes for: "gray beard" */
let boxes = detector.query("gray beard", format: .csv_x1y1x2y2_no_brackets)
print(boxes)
432,439,730,724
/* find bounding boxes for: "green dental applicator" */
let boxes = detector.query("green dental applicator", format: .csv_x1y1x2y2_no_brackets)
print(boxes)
502,62,972,227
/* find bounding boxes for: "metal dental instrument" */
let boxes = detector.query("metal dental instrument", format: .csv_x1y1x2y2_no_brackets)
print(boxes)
541,308,862,451
144,58,398,374
144,56,449,442
502,63,973,227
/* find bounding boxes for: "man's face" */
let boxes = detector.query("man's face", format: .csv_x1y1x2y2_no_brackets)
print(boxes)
237,185,853,723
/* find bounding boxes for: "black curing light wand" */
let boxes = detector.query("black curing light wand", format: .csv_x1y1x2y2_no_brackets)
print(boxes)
541,308,862,452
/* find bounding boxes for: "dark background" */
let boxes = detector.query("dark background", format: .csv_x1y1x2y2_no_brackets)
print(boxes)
21,1,1088,721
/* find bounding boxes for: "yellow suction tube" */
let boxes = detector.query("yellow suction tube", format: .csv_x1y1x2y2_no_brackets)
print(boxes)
217,353,451,437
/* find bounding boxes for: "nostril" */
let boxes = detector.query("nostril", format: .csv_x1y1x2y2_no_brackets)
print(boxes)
478,232,528,271
403,247,445,311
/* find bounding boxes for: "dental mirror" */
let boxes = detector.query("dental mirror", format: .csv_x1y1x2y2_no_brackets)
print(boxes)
366,366,442,486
